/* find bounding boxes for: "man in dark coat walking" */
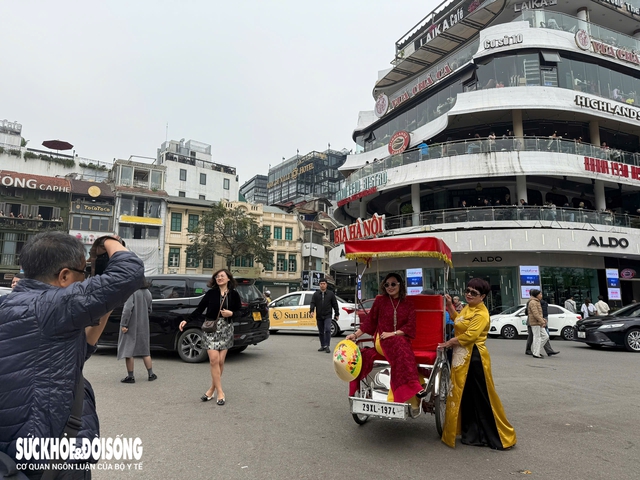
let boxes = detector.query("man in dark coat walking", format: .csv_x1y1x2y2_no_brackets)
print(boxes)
309,279,340,353
0,232,144,477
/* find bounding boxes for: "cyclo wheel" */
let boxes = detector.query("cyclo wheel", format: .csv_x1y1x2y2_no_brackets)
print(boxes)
352,382,370,425
434,361,450,437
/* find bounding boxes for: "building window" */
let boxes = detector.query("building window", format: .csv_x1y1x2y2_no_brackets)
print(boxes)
285,227,293,240
234,255,254,267
170,213,182,232
263,226,271,238
168,247,180,267
203,256,214,269
223,178,230,190
277,253,286,271
186,251,199,268
274,227,282,240
264,254,274,271
188,214,199,231
179,169,187,181
199,195,206,200
200,173,206,185
70,215,111,232
288,255,296,272
179,191,186,197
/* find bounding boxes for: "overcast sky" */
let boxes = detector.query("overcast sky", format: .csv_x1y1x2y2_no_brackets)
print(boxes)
5,0,439,184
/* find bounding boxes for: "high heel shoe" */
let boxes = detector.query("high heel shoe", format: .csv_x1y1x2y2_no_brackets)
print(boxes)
201,393,214,402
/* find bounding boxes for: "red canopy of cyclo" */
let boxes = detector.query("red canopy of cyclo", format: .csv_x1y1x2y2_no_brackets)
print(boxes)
344,236,453,268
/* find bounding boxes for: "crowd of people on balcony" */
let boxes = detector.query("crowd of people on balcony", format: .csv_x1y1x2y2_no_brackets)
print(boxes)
0,211,64,227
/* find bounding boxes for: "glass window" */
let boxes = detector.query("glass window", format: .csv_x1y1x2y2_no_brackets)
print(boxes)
119,166,133,186
223,178,230,190
274,293,301,307
180,169,187,181
288,255,296,272
199,195,206,200
200,173,206,185
146,227,160,239
285,227,293,240
274,227,282,240
263,225,271,238
186,251,199,268
179,191,186,197
118,225,132,239
151,171,163,190
264,253,274,271
148,200,161,218
188,214,199,231
168,248,180,268
302,293,314,305
277,253,286,271
119,197,133,216
518,53,540,86
91,217,110,232
203,256,214,269
149,278,186,299
171,213,182,232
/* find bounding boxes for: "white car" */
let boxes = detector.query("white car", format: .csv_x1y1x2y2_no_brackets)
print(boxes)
489,304,581,340
268,290,355,337
0,287,12,297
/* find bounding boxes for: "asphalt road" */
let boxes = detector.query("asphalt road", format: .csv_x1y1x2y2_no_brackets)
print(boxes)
86,332,640,480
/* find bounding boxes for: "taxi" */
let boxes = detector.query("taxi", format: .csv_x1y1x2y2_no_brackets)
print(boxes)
268,290,355,336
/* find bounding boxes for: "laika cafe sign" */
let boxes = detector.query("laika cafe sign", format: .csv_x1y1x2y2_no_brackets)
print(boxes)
333,214,385,244
0,171,71,192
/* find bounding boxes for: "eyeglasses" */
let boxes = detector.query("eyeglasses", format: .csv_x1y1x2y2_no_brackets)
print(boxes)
464,288,481,297
58,266,87,278
384,282,399,288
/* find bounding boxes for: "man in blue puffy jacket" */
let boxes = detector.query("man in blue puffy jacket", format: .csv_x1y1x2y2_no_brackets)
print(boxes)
0,232,145,478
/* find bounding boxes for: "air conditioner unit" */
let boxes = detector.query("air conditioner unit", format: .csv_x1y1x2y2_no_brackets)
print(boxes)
169,269,178,274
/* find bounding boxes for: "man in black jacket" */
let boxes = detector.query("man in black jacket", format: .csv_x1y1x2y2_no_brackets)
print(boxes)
309,279,340,353
525,298,560,356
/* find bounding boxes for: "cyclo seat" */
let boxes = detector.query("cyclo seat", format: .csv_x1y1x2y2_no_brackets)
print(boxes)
409,295,445,365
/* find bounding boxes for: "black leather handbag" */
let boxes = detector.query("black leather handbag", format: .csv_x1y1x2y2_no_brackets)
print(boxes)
202,292,227,333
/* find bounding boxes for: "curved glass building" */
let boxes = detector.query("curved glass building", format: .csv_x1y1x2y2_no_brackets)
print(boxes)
330,0,640,310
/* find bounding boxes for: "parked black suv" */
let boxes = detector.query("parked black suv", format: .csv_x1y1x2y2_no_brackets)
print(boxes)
98,275,269,362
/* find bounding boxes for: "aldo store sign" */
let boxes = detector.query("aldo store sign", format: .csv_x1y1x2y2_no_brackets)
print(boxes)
587,236,629,248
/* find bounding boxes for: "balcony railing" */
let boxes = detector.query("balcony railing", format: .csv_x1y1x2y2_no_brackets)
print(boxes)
383,205,640,231
347,137,637,184
517,10,640,52
0,218,66,231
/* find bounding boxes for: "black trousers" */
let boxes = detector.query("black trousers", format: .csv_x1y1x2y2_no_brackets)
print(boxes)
460,345,503,450
525,325,554,354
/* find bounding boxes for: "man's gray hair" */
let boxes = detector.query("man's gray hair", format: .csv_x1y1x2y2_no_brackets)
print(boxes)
20,231,87,280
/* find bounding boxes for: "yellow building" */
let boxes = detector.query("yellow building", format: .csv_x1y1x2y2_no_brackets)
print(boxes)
163,200,302,295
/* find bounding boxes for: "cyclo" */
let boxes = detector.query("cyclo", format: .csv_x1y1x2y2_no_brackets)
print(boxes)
340,236,452,436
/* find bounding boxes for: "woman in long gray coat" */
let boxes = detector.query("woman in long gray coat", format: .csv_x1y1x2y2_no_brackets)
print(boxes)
118,282,157,383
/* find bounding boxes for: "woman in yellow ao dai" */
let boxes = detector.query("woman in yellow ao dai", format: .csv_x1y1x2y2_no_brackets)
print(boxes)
439,278,516,449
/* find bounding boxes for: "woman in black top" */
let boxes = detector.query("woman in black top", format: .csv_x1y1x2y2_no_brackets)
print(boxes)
179,269,241,405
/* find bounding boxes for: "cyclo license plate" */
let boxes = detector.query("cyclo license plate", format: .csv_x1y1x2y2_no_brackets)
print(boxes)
252,312,262,321
351,399,406,419
577,331,586,338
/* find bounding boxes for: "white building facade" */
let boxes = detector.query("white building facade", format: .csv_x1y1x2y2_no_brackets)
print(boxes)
157,139,238,202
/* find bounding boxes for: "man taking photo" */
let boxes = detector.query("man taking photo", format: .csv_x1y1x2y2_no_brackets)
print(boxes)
309,279,339,353
0,232,144,479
